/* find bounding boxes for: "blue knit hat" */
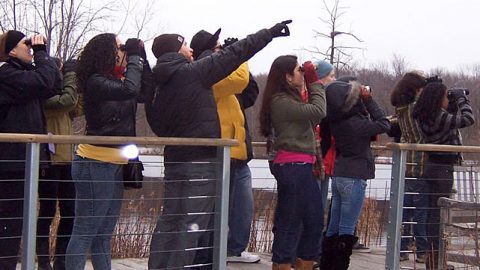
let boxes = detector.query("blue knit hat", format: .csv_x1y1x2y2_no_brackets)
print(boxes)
315,60,334,79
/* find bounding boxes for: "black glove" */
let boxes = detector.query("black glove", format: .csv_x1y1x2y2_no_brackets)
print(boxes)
140,44,147,61
223,37,238,48
32,44,47,53
62,59,77,74
124,38,143,56
268,20,292,38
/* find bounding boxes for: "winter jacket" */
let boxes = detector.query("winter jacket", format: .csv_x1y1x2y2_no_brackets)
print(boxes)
83,55,144,138
0,51,61,171
271,82,326,155
213,62,249,160
326,81,390,180
151,29,272,163
396,101,426,178
43,71,78,164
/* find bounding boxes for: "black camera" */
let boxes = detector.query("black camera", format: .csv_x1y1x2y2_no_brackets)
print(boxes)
447,87,469,98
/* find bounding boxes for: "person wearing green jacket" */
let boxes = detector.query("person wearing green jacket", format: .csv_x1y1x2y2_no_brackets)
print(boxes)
37,58,78,270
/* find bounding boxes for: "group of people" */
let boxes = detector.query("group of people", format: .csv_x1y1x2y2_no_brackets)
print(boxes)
0,18,475,270
0,20,292,270
390,72,474,270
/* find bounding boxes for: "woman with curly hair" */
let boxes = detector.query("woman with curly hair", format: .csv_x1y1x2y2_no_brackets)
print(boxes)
259,56,326,270
65,33,148,270
390,71,429,263
413,79,474,270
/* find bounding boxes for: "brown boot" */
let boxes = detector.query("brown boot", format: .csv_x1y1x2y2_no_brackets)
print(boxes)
272,263,292,270
295,258,315,269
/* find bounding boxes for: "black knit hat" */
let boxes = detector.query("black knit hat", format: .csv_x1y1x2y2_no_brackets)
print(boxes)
190,28,221,60
4,30,25,55
151,34,185,58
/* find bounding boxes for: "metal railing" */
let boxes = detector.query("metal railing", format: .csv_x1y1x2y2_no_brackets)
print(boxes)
0,133,237,270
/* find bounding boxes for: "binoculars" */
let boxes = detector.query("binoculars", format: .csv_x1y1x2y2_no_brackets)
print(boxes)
24,37,47,46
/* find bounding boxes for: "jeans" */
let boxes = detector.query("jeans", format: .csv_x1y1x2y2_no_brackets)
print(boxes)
326,177,367,236
37,165,75,265
227,161,254,256
148,159,217,270
424,160,454,251
400,178,428,255
317,177,330,255
271,163,323,264
66,155,124,270
0,171,24,270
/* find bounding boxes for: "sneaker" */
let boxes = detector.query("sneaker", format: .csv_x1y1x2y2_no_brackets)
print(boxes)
227,251,261,263
352,242,371,253
415,254,426,263
400,253,409,261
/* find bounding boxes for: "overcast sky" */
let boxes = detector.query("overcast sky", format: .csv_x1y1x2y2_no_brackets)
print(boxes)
128,0,480,75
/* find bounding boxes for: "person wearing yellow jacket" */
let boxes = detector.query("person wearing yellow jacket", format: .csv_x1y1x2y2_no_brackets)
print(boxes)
191,30,261,263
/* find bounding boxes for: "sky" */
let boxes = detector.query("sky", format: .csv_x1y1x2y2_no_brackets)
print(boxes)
126,0,480,75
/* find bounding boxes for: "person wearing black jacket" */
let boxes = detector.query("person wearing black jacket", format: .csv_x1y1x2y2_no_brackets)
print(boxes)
321,81,390,270
147,20,291,269
0,31,61,270
65,33,147,270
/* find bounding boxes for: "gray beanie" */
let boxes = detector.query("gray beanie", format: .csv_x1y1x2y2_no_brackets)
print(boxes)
315,60,334,79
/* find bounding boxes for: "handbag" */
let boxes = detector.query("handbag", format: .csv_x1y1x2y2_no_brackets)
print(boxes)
123,157,144,189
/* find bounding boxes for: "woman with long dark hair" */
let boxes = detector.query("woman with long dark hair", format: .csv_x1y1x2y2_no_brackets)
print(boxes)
259,55,326,270
65,33,147,270
413,79,474,270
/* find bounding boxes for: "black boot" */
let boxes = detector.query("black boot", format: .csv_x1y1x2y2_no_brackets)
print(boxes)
319,234,337,270
333,235,358,270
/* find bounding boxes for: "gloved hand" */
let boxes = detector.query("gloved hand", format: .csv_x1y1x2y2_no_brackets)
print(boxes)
62,59,77,74
139,40,147,61
303,61,319,84
223,37,238,48
268,19,292,38
124,38,143,56
448,87,468,101
30,35,47,52
359,85,372,101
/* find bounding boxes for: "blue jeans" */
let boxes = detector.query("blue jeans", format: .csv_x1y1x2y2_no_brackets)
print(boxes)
148,159,217,269
326,177,366,236
271,163,323,264
401,178,428,255
317,177,330,255
227,161,254,256
66,155,124,270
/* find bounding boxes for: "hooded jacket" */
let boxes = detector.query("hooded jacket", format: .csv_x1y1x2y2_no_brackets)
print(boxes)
326,81,390,179
151,29,272,163
0,51,61,171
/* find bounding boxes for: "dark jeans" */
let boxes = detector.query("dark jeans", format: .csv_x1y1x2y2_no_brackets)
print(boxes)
0,171,24,270
401,178,428,255
271,163,323,264
148,159,217,270
37,165,75,264
424,160,454,251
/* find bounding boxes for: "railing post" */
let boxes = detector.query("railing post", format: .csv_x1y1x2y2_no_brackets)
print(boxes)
22,142,40,270
213,146,231,270
385,148,406,270
438,198,449,269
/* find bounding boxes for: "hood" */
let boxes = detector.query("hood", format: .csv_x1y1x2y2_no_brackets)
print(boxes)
152,52,189,84
326,81,363,121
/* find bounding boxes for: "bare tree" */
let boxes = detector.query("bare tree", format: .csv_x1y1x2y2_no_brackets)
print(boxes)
390,53,410,77
306,0,363,70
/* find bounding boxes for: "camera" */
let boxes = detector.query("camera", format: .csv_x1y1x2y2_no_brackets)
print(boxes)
447,87,469,98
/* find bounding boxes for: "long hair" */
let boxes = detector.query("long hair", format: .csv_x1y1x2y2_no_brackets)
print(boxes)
76,33,117,93
412,82,447,124
259,55,300,137
390,71,426,107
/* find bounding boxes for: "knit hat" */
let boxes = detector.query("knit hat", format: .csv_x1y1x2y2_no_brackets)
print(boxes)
190,28,221,60
0,30,25,60
315,60,334,79
151,34,185,58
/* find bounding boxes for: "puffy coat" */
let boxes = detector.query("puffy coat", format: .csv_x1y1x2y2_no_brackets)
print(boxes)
0,52,61,171
326,81,390,179
151,29,272,163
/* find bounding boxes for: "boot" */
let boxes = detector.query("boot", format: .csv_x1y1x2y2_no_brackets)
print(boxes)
272,263,292,270
332,235,358,270
295,258,314,269
319,234,337,270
